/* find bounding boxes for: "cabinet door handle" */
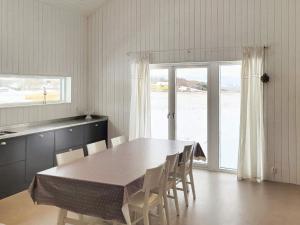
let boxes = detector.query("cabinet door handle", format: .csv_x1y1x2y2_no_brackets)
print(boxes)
69,129,73,132
0,141,7,146
39,134,45,138
95,124,99,127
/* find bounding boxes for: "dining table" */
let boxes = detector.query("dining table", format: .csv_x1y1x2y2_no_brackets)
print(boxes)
29,138,200,225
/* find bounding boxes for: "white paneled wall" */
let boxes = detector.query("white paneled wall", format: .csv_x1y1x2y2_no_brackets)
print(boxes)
88,0,300,185
0,0,88,126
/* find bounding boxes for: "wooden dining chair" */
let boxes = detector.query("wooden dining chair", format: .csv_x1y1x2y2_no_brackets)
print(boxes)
128,163,166,225
56,148,85,225
164,154,180,225
56,148,84,166
152,154,180,225
111,136,127,148
175,145,196,207
87,140,107,155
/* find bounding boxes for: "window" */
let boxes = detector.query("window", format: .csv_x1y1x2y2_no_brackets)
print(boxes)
0,74,71,107
150,69,169,139
176,68,208,162
150,62,241,172
219,64,241,170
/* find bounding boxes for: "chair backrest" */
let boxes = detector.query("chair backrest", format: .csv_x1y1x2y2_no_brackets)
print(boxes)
182,145,194,169
142,163,165,198
111,136,127,148
56,148,84,166
87,140,107,155
166,153,179,176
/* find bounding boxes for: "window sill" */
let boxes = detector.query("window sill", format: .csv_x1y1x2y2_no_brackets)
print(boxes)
0,101,72,109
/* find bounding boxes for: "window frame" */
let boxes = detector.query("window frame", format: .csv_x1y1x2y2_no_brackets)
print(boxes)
0,74,72,108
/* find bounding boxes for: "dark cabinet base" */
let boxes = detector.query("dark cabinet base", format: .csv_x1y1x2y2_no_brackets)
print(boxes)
0,161,26,199
0,118,108,199
26,132,55,183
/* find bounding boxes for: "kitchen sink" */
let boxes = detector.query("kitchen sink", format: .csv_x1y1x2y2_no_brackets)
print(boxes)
0,131,16,136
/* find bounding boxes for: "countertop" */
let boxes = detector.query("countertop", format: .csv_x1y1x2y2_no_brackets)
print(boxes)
0,115,108,140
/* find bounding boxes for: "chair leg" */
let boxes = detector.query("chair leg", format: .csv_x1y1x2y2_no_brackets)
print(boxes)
172,185,180,216
133,211,138,222
182,175,189,207
187,186,190,193
163,192,170,225
143,210,150,225
57,209,67,225
189,171,196,200
186,177,190,193
158,201,166,225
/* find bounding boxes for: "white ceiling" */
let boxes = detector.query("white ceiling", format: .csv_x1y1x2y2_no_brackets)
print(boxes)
39,0,108,16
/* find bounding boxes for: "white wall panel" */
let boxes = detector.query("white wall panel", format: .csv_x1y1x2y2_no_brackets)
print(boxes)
88,0,300,184
0,0,88,126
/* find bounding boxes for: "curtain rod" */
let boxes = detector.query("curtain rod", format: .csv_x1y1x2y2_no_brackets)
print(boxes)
127,46,270,56
127,48,195,56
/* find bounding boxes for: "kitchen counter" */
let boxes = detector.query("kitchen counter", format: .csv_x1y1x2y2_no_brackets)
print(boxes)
0,115,108,140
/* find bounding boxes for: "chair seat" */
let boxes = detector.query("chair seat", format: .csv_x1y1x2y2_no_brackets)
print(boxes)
129,191,160,209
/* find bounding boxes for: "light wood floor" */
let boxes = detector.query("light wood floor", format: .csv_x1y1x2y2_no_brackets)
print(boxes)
1,170,300,225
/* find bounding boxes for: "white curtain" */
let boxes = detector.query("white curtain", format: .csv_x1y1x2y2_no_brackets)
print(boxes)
238,47,266,182
129,55,151,140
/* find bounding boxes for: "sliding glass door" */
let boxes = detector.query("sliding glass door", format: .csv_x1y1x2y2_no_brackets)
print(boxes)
150,62,241,172
176,67,208,162
150,68,169,139
219,64,241,170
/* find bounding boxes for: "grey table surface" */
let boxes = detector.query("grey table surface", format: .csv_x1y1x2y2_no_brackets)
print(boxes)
0,115,108,140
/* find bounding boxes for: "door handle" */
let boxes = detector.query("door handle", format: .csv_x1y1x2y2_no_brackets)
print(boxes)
69,129,73,132
0,141,7,146
172,113,175,119
167,113,175,119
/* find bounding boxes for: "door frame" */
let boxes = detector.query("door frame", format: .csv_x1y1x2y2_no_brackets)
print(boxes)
150,61,241,174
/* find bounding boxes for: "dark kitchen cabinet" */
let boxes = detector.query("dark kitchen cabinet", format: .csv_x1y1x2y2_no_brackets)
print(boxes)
0,117,108,199
0,137,26,198
84,121,108,144
0,137,26,166
55,126,84,152
0,161,26,199
26,132,54,183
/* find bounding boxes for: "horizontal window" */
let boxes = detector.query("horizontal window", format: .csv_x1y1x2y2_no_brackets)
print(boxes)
0,74,71,108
